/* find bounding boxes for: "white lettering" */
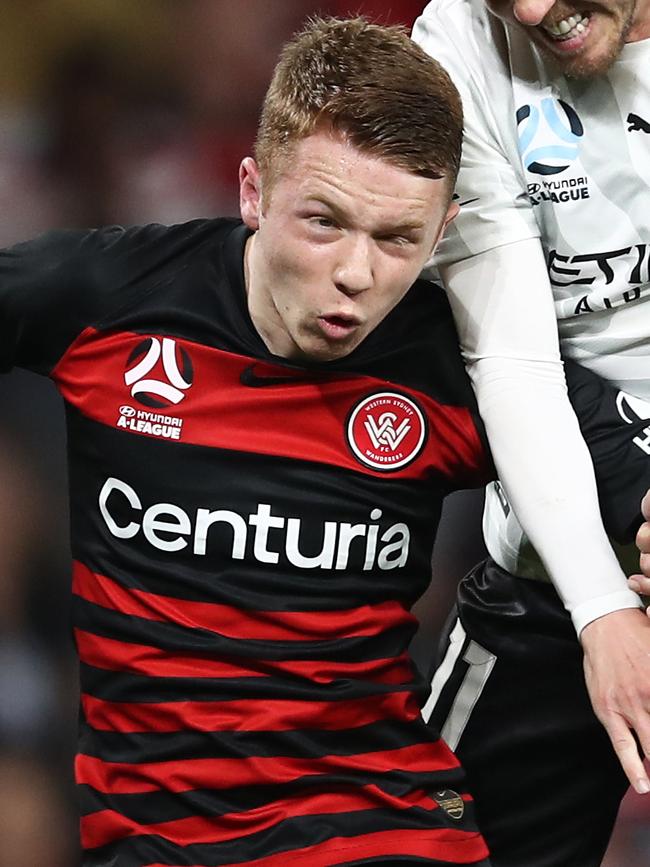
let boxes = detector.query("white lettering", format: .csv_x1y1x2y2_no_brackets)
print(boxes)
285,518,337,569
249,504,284,564
142,503,191,551
194,508,247,558
99,477,141,538
633,427,650,456
98,478,410,570
335,523,367,569
377,523,410,570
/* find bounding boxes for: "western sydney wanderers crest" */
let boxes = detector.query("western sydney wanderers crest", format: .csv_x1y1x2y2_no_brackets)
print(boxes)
347,391,426,471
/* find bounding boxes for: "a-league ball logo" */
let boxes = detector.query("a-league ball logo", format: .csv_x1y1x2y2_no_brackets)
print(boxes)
516,97,583,175
124,336,193,408
347,392,426,471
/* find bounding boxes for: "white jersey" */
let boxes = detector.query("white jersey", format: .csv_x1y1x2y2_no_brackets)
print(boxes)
414,0,650,594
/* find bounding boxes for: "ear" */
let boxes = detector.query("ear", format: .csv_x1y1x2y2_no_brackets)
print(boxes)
239,157,263,230
430,200,460,255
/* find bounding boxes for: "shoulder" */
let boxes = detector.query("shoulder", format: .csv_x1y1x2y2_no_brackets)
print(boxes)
361,277,472,404
415,0,479,30
5,218,238,284
413,0,511,89
85,217,239,266
400,277,465,365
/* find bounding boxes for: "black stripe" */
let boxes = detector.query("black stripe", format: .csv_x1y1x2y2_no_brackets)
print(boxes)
79,661,414,704
83,803,482,866
73,597,412,662
68,414,440,611
79,765,468,824
78,718,428,763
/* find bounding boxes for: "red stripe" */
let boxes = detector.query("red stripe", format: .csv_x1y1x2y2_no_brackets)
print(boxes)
52,328,490,482
80,783,440,849
224,827,489,867
80,690,421,735
73,562,415,640
76,741,460,795
75,629,261,680
75,629,414,685
145,826,488,867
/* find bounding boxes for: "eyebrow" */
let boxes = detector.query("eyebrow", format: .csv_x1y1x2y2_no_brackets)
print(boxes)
302,195,427,234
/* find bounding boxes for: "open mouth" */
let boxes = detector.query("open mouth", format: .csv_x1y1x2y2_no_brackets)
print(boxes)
543,11,590,42
319,314,360,339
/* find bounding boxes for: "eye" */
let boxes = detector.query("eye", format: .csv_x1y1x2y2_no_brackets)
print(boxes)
376,233,414,247
310,215,338,229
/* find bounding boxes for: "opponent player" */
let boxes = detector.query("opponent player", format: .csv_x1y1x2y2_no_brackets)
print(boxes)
412,1,650,864
0,16,499,867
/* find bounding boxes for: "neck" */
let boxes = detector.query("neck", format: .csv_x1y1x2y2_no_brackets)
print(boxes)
243,233,291,358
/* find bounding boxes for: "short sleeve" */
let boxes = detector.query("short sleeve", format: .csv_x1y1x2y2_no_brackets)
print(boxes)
565,359,650,544
412,0,540,267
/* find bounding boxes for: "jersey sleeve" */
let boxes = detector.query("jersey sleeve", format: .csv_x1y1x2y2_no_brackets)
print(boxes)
565,359,650,545
444,241,640,634
0,223,174,376
414,2,641,634
412,0,540,268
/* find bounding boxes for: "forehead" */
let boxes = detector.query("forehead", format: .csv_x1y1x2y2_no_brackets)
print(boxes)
269,130,448,219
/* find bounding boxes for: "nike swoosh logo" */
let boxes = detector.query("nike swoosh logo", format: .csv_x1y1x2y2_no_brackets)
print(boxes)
457,196,479,207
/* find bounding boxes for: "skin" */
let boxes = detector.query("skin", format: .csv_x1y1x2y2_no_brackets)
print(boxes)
485,0,650,77
239,128,457,363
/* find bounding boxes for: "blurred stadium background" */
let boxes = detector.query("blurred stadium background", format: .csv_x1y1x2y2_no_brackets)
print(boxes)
0,2,646,864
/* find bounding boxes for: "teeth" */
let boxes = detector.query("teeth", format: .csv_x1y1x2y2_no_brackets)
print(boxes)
545,12,589,39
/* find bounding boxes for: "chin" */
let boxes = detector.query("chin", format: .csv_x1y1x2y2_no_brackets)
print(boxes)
306,344,355,363
535,28,625,79
555,52,619,78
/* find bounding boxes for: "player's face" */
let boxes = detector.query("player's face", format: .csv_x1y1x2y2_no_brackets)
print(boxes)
239,130,456,363
485,0,650,77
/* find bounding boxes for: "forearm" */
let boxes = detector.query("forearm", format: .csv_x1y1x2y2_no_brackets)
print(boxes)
443,240,641,635
474,353,640,633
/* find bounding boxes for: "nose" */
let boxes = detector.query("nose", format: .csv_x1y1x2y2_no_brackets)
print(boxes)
334,234,374,296
512,0,556,25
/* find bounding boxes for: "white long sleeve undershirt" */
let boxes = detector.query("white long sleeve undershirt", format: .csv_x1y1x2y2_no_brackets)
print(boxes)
441,238,642,635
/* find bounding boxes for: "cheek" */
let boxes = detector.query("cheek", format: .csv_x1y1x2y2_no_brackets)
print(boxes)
268,233,323,279
372,272,416,319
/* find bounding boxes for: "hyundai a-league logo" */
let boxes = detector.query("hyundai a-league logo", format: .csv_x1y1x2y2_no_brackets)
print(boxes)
124,337,193,408
517,97,583,176
347,392,426,471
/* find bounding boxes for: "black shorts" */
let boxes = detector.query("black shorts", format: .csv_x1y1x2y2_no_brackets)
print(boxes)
422,558,629,867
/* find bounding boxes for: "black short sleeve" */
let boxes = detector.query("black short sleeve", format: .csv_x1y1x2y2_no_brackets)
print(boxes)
565,359,650,544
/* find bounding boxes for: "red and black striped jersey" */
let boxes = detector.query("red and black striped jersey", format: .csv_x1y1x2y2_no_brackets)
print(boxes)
0,218,493,866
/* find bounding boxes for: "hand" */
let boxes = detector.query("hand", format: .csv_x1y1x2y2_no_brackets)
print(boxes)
628,575,650,597
635,488,650,580
580,607,650,794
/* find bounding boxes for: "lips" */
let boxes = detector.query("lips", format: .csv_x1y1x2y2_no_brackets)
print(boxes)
544,11,589,40
318,313,361,340
540,10,592,52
